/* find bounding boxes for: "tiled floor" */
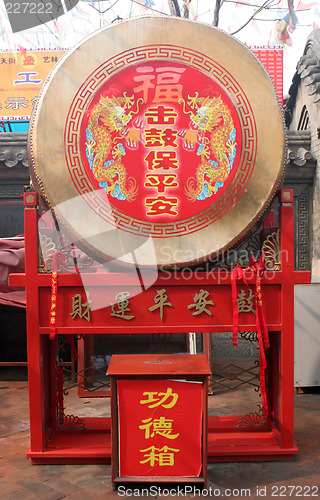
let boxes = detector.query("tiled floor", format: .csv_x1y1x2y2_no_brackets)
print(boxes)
0,375,319,499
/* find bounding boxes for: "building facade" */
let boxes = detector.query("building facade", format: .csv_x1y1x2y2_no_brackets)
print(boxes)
285,29,320,280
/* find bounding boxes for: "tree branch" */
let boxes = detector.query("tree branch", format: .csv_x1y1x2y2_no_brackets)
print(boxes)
182,0,189,18
213,0,222,26
230,0,273,35
167,0,181,16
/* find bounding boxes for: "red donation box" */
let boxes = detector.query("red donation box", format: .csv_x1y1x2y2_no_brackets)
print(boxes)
107,354,211,486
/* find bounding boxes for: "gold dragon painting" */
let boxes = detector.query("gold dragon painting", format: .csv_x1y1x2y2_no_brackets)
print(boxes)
85,91,237,206
180,93,237,202
85,93,142,202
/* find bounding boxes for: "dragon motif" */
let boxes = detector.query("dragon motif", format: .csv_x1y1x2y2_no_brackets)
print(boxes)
85,94,141,201
182,95,237,201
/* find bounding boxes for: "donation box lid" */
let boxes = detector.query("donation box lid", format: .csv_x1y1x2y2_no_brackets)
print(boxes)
107,354,211,377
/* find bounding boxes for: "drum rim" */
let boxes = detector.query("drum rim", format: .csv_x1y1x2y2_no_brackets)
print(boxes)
28,16,286,269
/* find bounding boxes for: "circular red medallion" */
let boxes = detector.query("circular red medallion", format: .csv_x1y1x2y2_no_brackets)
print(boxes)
65,49,256,238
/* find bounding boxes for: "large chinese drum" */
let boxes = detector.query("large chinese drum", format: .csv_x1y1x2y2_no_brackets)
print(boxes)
28,17,286,268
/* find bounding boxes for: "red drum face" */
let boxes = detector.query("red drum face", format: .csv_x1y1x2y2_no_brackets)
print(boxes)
65,59,252,238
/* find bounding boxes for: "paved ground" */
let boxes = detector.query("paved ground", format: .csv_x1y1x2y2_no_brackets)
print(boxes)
0,372,319,500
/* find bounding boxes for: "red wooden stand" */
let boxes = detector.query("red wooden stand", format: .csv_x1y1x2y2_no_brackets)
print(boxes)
10,189,310,464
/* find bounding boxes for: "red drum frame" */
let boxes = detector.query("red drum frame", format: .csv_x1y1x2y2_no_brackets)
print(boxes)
10,189,310,464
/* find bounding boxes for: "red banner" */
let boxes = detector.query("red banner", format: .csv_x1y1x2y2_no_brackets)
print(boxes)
117,378,203,477
252,48,283,106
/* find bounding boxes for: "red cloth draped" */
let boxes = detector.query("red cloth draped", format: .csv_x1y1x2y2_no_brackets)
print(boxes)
0,237,26,308
231,254,269,417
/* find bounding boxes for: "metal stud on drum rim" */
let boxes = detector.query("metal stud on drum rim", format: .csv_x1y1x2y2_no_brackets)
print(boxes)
28,17,286,269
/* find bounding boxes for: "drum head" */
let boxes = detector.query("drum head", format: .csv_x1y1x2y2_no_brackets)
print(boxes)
29,17,286,269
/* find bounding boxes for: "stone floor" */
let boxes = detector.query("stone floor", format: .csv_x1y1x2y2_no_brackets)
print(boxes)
0,370,319,499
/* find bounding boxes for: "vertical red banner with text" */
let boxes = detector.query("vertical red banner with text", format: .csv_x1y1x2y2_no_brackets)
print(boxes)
117,378,203,477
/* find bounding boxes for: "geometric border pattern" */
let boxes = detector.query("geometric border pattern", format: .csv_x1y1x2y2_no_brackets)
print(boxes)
285,183,311,270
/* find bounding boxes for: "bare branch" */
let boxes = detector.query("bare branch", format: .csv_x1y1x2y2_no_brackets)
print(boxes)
182,1,189,18
167,0,181,16
213,0,222,26
172,0,181,16
230,0,273,35
167,0,175,15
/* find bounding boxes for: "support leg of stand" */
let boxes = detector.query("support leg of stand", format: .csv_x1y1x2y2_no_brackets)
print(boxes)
25,196,48,452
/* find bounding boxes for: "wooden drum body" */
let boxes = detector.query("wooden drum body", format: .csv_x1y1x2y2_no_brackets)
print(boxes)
28,17,286,268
